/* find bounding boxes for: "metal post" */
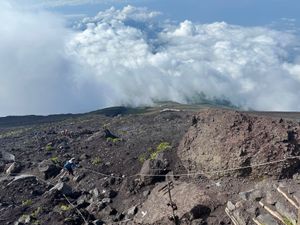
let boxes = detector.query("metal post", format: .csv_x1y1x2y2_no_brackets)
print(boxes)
167,181,179,225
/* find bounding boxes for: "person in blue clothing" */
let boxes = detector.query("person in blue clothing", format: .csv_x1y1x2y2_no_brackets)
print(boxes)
63,157,77,176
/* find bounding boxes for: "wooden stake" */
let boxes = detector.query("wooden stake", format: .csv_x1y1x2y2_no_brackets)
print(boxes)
252,217,264,225
63,194,88,225
225,207,239,225
259,201,285,224
277,187,299,209
167,181,179,225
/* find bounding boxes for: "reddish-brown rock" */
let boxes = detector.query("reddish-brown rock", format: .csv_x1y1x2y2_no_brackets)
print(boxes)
178,109,300,179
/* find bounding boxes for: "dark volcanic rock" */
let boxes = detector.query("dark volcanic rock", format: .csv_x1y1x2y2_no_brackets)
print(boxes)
103,129,118,139
38,159,61,179
139,159,166,185
0,161,5,172
49,182,73,196
104,189,118,198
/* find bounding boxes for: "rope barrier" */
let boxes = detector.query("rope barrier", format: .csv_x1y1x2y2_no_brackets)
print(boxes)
33,172,134,225
63,194,88,224
2,155,300,224
80,155,300,179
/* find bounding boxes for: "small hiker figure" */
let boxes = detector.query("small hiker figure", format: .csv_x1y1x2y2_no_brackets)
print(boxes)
63,158,78,176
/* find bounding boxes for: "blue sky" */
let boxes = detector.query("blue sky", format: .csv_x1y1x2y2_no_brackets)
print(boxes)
33,0,300,27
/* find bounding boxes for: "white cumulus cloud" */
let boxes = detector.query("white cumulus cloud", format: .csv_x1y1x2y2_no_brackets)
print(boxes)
68,6,300,111
0,2,109,115
1,4,300,116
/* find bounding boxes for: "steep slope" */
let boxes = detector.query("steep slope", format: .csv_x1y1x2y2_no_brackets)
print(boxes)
178,109,300,179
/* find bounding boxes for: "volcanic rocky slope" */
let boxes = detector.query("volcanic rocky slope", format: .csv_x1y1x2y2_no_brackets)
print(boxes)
178,109,300,179
1,105,300,225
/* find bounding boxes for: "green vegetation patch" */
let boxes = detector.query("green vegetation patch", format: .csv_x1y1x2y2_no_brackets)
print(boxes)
60,204,72,211
45,144,54,151
50,156,60,164
138,153,147,163
283,217,294,225
22,199,33,206
31,207,42,218
106,137,122,143
150,142,172,160
139,142,172,163
91,156,101,165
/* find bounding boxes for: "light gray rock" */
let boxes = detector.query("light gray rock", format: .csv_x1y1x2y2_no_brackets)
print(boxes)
101,198,112,204
226,201,235,211
275,202,297,224
50,182,73,196
292,173,300,182
17,214,31,224
134,182,213,224
77,195,90,208
91,188,99,198
80,153,90,160
246,206,258,215
238,189,262,201
1,151,15,163
126,205,138,219
86,201,98,214
139,159,165,185
293,191,300,204
265,191,277,205
232,209,248,225
249,190,263,201
100,205,117,216
239,190,254,201
256,214,279,225
73,173,85,182
143,190,150,197
38,159,61,179
6,162,22,175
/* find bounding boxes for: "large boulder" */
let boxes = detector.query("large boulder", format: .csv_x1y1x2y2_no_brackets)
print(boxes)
49,182,73,196
103,129,118,139
178,109,300,179
139,159,166,185
134,182,215,224
38,159,61,179
0,151,15,163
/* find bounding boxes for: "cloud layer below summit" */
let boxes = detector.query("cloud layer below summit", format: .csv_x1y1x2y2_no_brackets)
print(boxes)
1,3,300,115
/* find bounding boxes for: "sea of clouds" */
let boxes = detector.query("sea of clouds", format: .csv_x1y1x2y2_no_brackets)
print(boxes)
1,3,300,116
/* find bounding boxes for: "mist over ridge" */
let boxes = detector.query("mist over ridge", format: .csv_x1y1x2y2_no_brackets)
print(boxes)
1,3,300,116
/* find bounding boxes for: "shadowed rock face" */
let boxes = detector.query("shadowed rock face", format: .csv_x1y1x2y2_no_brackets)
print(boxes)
134,182,219,224
178,109,300,179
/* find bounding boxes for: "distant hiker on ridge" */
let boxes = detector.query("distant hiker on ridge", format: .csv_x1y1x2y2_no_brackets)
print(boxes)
63,158,78,176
